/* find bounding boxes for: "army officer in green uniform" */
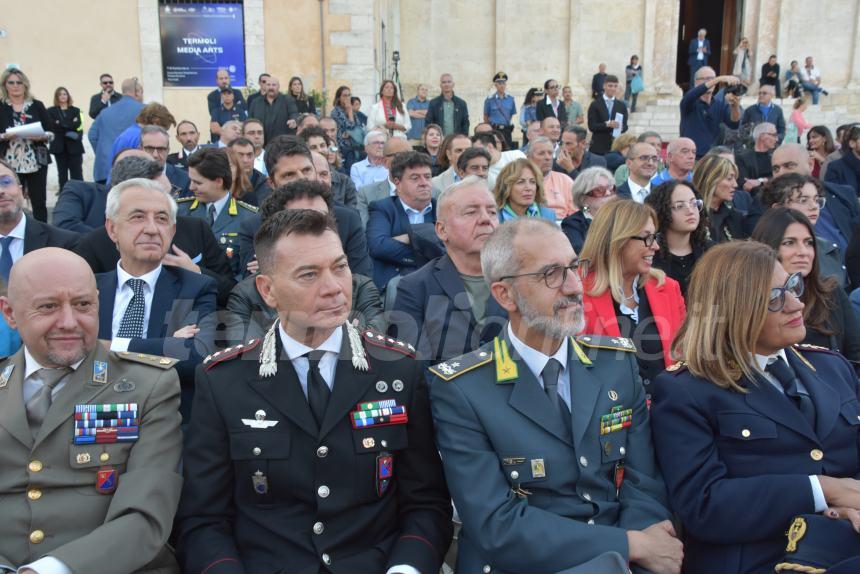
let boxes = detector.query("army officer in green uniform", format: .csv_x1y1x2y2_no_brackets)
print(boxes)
429,219,683,574
178,147,257,280
0,248,182,574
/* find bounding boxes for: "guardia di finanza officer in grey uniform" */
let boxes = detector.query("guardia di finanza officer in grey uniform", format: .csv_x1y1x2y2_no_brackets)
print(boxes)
429,219,682,574
177,147,257,280
0,248,182,574
175,209,453,573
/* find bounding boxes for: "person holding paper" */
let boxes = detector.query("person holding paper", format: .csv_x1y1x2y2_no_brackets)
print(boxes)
0,68,52,223
587,74,629,156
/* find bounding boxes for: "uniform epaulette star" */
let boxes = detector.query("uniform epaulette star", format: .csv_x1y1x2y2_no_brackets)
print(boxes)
666,360,687,374
116,352,179,369
360,329,416,357
204,338,261,371
236,200,258,212
575,334,637,353
794,343,831,353
175,197,195,203
429,348,493,382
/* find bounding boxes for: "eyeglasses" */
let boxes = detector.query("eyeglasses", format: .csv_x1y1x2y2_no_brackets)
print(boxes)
0,175,18,188
499,260,584,289
142,146,169,155
670,198,704,212
772,161,799,175
101,80,114,85
768,271,804,312
586,185,616,198
787,194,826,209
5,80,23,86
634,155,660,163
629,233,661,247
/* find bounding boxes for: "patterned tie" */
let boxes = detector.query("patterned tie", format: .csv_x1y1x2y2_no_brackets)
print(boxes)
207,203,217,226
117,278,146,338
0,236,14,282
26,367,72,437
767,356,817,428
305,350,330,428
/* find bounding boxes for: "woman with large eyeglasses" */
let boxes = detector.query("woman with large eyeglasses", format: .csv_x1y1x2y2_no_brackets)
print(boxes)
651,240,860,574
580,199,686,386
645,180,713,296
693,154,748,243
560,166,617,253
752,208,860,368
759,172,848,288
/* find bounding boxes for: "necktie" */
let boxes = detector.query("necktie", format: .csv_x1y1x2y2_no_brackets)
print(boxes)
207,203,217,226
117,278,146,339
305,350,330,428
767,356,816,428
26,367,71,437
542,358,572,438
0,236,14,282
605,98,613,117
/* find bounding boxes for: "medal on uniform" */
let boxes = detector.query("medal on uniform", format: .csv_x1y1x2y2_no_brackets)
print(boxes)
93,361,108,385
530,458,546,479
0,363,14,388
376,454,394,497
113,379,135,393
96,466,117,494
252,470,269,495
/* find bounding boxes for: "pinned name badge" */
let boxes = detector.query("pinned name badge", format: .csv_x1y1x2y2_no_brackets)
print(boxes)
376,454,394,497
252,470,268,495
113,379,135,393
530,458,546,479
241,409,279,429
392,380,404,392
502,456,526,466
96,466,117,494
92,361,108,385
375,380,388,393
0,363,13,388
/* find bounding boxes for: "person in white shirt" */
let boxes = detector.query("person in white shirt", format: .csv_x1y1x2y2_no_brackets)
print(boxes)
621,142,660,203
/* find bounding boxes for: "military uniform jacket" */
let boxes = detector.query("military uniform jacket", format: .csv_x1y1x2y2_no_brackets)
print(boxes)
428,332,671,574
177,195,258,281
176,326,453,574
0,345,183,573
651,345,860,574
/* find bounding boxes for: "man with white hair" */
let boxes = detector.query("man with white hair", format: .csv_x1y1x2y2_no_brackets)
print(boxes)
429,218,680,574
737,122,778,191
390,176,506,362
651,137,697,185
94,178,217,420
349,130,389,189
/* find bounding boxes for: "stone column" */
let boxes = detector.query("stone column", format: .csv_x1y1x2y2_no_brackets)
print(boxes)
567,0,589,98
649,0,682,96
848,1,860,88
329,0,378,108
754,0,780,90
138,0,162,102
243,0,266,89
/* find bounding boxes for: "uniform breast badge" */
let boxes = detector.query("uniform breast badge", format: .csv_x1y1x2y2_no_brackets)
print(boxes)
600,405,633,435
530,458,546,479
241,409,280,429
351,400,408,429
252,470,269,495
0,363,14,388
786,516,807,552
74,403,139,444
96,467,118,494
376,453,394,497
92,361,108,385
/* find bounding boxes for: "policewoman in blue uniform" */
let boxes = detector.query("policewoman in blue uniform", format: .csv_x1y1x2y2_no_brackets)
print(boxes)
429,218,682,574
483,72,517,149
177,147,257,281
651,240,860,574
175,210,453,574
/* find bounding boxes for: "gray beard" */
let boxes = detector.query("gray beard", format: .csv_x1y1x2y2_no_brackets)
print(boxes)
514,290,585,341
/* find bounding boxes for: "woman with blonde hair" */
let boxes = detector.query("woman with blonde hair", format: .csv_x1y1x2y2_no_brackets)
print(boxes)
580,199,686,384
560,166,617,253
651,240,860,573
493,158,556,222
693,154,747,243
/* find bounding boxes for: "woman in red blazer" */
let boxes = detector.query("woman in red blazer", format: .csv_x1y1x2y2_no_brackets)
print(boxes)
579,199,686,386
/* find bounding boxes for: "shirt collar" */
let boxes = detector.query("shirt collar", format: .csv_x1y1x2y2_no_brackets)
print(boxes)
627,178,651,197
24,346,85,380
388,178,397,195
2,213,26,240
506,323,568,382
278,323,343,360
400,199,433,217
754,349,790,372
604,95,615,104
116,262,162,290
208,192,231,219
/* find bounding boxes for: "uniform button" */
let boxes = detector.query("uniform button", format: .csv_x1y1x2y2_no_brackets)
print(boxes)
28,460,43,472
29,530,44,544
381,440,388,448
318,485,330,498
27,489,42,501
313,521,324,535
316,446,329,458
741,429,751,438
253,447,262,456
810,449,824,461
322,553,331,565
582,492,592,501
483,565,492,573
619,446,626,456
510,471,519,480
579,456,588,467
587,519,595,525
99,452,110,463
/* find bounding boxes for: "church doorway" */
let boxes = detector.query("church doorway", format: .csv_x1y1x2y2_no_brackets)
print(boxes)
676,0,744,90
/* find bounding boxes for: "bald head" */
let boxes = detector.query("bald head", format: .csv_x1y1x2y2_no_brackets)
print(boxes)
2,248,99,368
383,138,413,170
772,143,813,176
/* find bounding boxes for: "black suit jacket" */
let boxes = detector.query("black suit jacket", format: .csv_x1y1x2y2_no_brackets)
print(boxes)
591,72,607,99
45,106,84,155
52,180,107,233
617,181,632,199
23,214,79,252
389,254,506,363
424,94,470,135
166,145,214,170
166,163,191,197
88,91,123,120
824,181,860,242
74,217,236,306
587,97,629,156
237,205,373,278
535,97,568,126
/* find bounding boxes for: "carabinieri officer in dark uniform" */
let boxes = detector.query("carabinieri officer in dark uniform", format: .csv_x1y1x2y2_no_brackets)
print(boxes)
175,209,453,574
652,241,860,574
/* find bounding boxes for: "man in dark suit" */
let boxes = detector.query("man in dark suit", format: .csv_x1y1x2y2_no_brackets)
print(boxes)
536,78,568,127
166,120,210,170
390,176,506,362
367,152,439,290
424,73,470,136
554,125,607,180
207,68,246,118
175,209,453,574
140,125,191,197
88,73,123,119
95,177,217,419
300,126,358,209
227,137,272,206
591,63,607,99
688,28,712,84
88,78,144,183
587,75,629,156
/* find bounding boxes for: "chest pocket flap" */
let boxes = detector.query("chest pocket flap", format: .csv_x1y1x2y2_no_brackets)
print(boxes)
717,412,778,441
840,400,860,426
352,425,408,454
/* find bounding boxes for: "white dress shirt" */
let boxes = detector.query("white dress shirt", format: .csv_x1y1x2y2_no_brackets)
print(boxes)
506,323,571,409
697,39,705,60
254,149,267,175
109,263,163,352
626,178,651,204
0,214,27,267
278,324,342,395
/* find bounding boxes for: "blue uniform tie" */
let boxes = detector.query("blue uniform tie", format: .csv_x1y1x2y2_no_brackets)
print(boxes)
0,236,14,282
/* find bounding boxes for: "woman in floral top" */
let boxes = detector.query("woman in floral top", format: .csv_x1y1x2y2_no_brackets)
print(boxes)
0,68,52,222
331,85,366,173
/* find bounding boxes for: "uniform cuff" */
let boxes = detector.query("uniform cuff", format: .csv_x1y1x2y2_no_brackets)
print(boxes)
809,475,827,512
385,566,421,574
19,556,73,574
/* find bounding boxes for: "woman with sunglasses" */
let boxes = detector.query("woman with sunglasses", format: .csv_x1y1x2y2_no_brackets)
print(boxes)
560,166,617,253
580,199,686,387
645,180,712,296
651,240,860,574
752,208,860,366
